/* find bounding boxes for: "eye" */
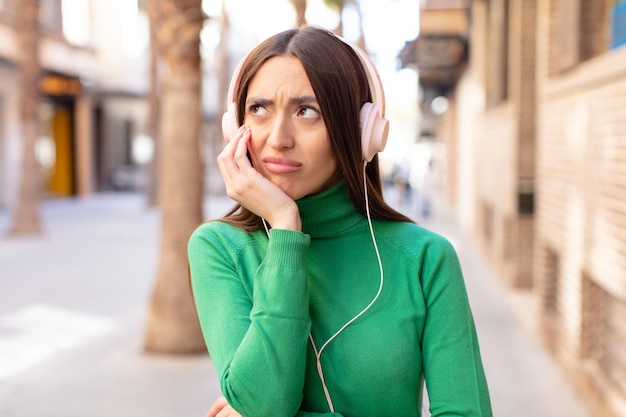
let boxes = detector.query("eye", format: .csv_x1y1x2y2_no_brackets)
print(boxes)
298,106,320,119
248,104,268,116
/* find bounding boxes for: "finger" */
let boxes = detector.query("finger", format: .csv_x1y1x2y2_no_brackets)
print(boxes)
219,126,245,161
227,132,258,199
206,397,229,417
215,405,235,417
230,125,246,143
233,128,254,171
218,128,247,179
224,124,246,143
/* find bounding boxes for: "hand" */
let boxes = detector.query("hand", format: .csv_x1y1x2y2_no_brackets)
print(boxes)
206,396,243,417
217,126,301,231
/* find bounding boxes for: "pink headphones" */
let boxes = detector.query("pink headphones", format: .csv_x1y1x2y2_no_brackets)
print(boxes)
221,33,389,163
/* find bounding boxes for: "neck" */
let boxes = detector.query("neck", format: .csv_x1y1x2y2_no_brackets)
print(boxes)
296,180,363,238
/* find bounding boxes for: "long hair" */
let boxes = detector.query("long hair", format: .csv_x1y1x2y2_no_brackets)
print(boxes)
221,26,412,230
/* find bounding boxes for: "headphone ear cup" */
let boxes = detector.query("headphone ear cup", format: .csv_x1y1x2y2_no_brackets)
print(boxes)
221,102,239,142
360,102,389,162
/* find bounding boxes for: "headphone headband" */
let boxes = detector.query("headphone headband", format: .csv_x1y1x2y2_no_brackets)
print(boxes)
342,40,386,116
225,47,252,119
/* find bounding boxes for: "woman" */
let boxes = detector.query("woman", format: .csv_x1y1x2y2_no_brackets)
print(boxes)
188,26,492,417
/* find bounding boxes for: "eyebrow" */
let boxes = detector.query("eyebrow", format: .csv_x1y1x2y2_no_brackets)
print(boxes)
289,95,318,106
246,95,319,106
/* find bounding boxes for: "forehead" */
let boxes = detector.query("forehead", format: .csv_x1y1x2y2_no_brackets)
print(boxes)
247,56,314,95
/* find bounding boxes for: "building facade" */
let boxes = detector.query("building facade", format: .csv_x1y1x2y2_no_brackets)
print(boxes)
0,0,151,210
534,1,626,415
403,0,626,415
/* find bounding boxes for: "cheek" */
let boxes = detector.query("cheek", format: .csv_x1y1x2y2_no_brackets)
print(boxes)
310,142,338,172
315,139,334,162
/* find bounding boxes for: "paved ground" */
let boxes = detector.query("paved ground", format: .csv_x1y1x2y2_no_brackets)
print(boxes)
0,190,594,416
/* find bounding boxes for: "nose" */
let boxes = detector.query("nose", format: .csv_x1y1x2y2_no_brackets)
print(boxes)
266,114,295,150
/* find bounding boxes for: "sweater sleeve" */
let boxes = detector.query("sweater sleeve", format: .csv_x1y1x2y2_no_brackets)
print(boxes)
419,236,493,417
188,225,312,417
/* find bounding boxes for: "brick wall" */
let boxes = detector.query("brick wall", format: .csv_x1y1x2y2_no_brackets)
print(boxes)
535,0,626,413
446,0,626,414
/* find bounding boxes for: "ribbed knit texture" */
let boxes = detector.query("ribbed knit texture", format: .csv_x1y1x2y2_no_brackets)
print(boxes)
188,180,492,417
297,183,362,238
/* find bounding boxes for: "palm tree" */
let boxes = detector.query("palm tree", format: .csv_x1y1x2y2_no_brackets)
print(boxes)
144,0,206,353
214,0,230,189
10,0,42,236
324,0,366,51
144,0,161,208
291,0,308,27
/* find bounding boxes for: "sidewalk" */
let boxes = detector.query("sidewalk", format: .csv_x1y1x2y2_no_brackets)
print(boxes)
0,193,231,417
0,191,593,417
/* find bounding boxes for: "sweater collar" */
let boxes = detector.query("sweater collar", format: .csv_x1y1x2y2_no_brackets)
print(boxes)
296,180,363,238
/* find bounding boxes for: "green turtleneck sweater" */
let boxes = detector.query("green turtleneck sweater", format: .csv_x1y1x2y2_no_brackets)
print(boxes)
188,181,492,417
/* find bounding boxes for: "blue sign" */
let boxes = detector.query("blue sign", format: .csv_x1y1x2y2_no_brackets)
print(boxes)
612,1,626,49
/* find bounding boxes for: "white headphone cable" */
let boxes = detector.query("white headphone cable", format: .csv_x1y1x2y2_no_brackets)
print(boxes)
310,161,385,412
261,217,270,237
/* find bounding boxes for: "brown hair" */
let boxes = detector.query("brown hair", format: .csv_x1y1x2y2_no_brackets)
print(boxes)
221,26,412,230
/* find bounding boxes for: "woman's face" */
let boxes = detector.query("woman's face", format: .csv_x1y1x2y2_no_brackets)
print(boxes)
243,56,341,200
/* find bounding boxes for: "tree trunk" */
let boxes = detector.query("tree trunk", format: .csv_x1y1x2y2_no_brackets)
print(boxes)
144,0,206,353
10,0,42,236
291,0,308,27
210,0,230,194
145,0,161,208
354,0,366,51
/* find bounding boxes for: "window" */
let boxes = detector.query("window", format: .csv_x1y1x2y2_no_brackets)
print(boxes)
552,0,612,73
120,0,149,58
62,0,91,45
580,273,604,361
581,273,626,397
39,0,63,34
0,0,11,19
486,0,509,106
540,248,560,352
612,0,626,48
542,249,560,314
600,289,626,396
517,178,534,215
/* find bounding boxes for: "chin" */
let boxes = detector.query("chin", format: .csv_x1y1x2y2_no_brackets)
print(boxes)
289,185,333,200
271,175,339,201
270,180,301,200
282,187,306,200
275,182,315,201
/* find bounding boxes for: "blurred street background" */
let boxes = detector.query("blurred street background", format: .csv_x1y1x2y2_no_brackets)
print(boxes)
1,0,626,416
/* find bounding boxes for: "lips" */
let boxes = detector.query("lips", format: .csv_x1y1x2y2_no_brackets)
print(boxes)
262,156,302,174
